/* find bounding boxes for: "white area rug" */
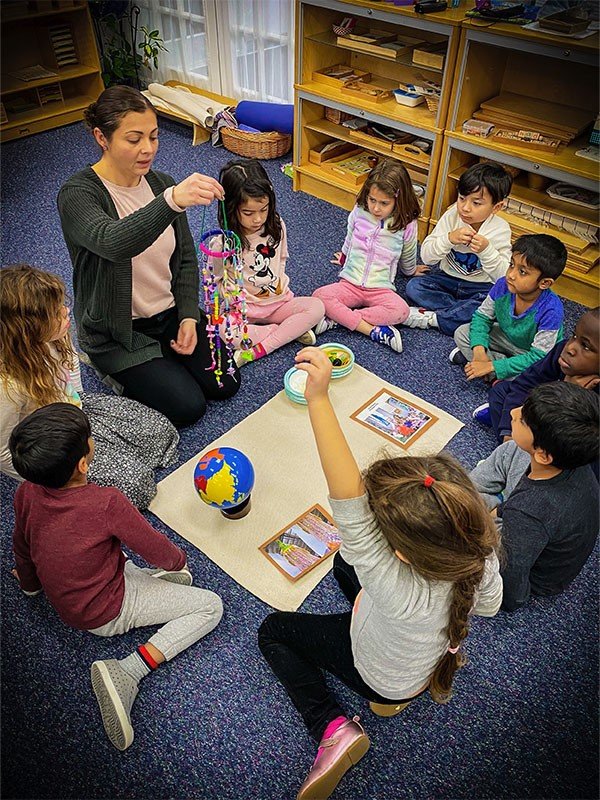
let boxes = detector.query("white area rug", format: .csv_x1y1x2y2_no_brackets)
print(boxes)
149,364,463,611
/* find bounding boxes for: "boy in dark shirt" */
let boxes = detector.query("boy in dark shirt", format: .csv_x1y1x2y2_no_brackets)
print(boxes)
470,382,599,612
10,403,223,751
472,306,600,440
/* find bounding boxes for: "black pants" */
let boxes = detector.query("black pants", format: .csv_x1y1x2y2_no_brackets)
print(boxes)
258,552,423,741
111,307,240,427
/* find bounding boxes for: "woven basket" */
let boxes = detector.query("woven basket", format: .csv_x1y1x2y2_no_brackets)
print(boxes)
221,127,291,159
324,107,353,125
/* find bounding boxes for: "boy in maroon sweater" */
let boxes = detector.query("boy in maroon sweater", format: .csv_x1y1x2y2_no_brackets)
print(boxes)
10,403,222,751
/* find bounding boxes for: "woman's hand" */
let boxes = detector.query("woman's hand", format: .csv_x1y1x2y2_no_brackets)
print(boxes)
295,346,333,403
172,173,224,209
330,251,344,266
170,319,197,355
414,264,430,275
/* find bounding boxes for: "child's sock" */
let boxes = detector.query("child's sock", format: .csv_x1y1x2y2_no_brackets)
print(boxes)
321,715,347,744
247,343,267,362
119,646,158,683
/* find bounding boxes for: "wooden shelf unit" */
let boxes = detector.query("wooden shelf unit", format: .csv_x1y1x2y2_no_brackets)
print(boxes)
1,0,103,142
293,0,462,239
440,25,599,306
434,133,599,306
294,4,599,306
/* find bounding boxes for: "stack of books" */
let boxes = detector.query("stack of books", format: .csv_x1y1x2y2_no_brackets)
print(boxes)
37,84,64,106
49,24,78,68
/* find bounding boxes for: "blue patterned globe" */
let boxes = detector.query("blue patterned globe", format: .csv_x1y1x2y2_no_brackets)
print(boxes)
193,447,255,509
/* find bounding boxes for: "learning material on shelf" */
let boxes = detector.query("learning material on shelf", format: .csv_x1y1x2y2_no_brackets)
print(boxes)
479,93,594,141
342,80,392,103
491,129,562,153
546,182,599,210
412,42,446,70
312,64,371,88
49,24,78,67
324,151,373,186
309,140,360,165
337,30,423,59
9,64,58,82
575,145,600,162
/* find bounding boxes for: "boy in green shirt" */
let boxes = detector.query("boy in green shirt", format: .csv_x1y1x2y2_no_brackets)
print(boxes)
450,234,567,382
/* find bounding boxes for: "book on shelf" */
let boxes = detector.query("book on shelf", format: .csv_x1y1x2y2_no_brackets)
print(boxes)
9,64,58,82
49,24,78,68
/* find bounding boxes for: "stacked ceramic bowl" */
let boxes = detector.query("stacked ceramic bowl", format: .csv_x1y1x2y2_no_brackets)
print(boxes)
320,342,355,378
284,343,355,405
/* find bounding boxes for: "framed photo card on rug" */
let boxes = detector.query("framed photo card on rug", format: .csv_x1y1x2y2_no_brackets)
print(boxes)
259,504,341,582
351,389,438,449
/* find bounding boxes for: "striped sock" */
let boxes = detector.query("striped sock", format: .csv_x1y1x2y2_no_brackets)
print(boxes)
251,343,267,361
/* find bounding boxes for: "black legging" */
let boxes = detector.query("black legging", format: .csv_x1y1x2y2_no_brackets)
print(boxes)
112,307,240,427
258,552,425,741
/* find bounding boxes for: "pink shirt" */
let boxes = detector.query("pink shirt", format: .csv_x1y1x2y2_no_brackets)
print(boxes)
210,218,291,307
100,176,182,318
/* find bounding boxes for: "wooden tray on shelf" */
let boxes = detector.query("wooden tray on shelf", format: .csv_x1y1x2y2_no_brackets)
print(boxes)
309,141,361,165
392,142,431,166
321,150,374,186
341,80,392,103
480,93,594,139
412,43,446,70
312,64,371,89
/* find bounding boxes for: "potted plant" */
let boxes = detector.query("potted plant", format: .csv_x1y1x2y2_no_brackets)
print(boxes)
90,1,167,89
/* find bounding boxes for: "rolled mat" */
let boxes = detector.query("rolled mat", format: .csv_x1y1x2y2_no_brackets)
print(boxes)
235,100,294,134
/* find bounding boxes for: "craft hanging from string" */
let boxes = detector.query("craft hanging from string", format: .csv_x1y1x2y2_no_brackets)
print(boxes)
198,222,252,387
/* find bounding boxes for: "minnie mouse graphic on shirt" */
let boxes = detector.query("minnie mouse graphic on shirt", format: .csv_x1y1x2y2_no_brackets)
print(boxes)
247,242,284,297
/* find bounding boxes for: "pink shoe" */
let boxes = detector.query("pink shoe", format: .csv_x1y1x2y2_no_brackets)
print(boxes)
296,716,370,800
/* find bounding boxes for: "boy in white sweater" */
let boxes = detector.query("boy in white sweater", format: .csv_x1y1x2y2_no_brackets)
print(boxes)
404,162,513,336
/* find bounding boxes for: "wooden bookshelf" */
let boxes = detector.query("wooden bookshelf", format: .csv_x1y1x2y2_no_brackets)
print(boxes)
1,0,103,142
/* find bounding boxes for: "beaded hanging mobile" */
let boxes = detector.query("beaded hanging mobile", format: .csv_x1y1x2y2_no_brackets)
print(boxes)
198,202,252,387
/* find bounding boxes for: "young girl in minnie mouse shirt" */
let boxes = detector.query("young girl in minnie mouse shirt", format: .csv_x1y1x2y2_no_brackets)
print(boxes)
209,159,324,364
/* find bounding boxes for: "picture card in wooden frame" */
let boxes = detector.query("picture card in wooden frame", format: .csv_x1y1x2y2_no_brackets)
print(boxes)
258,504,341,583
350,389,438,449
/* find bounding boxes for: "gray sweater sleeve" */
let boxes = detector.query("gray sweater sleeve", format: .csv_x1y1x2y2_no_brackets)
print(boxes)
330,494,430,619
470,441,530,508
329,495,502,619
57,177,181,262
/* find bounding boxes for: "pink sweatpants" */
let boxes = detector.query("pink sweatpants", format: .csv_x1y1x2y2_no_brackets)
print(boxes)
221,294,325,355
313,279,409,330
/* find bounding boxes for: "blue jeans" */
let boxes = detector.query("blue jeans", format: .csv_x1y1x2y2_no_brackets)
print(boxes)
489,379,512,443
406,272,493,336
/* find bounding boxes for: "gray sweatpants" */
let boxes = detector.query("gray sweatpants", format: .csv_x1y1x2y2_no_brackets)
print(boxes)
89,561,223,661
454,323,527,363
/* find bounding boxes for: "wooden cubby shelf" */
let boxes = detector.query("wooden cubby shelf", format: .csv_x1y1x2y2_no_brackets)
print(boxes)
1,0,104,142
293,1,599,306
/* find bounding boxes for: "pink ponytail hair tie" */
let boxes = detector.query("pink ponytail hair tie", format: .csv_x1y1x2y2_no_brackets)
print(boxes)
448,645,460,654
423,474,435,488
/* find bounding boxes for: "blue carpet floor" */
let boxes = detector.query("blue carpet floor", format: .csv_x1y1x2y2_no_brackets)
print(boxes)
1,118,597,800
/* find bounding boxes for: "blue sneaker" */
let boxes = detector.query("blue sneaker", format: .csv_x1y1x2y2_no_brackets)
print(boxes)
370,325,403,353
472,403,492,427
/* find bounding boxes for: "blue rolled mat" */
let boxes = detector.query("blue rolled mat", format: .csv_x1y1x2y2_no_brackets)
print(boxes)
236,101,294,135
